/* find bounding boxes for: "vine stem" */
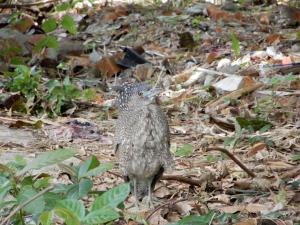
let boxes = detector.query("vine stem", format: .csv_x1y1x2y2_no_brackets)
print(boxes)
0,185,55,225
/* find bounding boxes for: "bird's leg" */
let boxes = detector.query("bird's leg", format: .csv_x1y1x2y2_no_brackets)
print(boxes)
146,181,154,209
133,178,139,209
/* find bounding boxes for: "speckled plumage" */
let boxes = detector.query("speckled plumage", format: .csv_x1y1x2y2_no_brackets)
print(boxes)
113,83,172,206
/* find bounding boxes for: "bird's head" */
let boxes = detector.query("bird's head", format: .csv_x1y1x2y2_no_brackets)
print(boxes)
112,82,160,110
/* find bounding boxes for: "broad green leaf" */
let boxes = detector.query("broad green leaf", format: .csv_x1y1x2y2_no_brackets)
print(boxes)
231,32,240,57
42,18,57,33
291,154,300,161
174,213,214,225
78,155,100,178
34,35,58,52
45,79,61,92
82,88,97,101
44,192,63,211
56,2,71,11
39,211,54,225
0,200,16,210
175,144,193,157
85,163,113,177
236,117,272,132
54,207,80,225
17,186,45,214
0,180,12,203
82,207,119,225
61,15,77,34
66,178,93,199
57,199,85,220
92,183,130,210
34,176,51,189
18,148,76,175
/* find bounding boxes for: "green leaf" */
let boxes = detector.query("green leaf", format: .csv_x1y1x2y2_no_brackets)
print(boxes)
231,32,240,57
54,207,80,225
82,207,119,225
18,148,76,175
0,200,16,210
35,35,58,52
34,176,51,189
38,211,54,225
92,183,130,210
175,144,193,157
78,155,100,178
61,15,77,34
82,88,97,101
57,199,85,220
17,186,45,214
44,192,63,211
236,117,272,132
66,178,93,199
173,212,214,225
56,2,71,11
291,154,300,161
42,18,57,33
0,180,12,203
85,163,113,177
45,79,61,92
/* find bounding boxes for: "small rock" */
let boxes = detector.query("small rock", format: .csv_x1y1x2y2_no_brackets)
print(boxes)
213,75,244,92
217,58,239,74
185,3,208,16
183,70,206,86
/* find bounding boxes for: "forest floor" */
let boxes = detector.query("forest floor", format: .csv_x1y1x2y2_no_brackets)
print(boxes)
0,0,300,224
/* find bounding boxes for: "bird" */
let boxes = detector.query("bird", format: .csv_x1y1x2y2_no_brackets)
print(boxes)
113,82,173,208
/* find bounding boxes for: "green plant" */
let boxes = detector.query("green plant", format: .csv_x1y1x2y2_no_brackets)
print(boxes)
44,76,81,115
174,144,193,157
231,32,241,57
5,65,41,99
191,16,203,27
0,149,129,225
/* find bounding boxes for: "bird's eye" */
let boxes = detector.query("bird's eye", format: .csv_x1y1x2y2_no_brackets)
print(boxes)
138,92,143,96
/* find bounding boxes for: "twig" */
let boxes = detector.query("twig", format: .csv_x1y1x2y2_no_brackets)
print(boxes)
206,147,256,178
162,174,210,186
205,83,264,114
194,67,241,78
146,198,188,221
0,0,59,8
0,185,55,225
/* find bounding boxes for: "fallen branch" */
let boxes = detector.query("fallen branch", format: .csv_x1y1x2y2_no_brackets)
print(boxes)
0,0,59,8
146,198,189,221
206,147,256,178
205,83,264,114
162,173,213,186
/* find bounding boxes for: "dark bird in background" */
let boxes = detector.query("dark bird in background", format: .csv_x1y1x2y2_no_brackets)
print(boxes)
113,82,173,208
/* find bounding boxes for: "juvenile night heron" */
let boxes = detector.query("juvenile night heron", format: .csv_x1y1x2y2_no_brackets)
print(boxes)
113,82,173,208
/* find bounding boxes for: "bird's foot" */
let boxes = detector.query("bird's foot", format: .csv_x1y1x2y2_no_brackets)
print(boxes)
142,196,161,209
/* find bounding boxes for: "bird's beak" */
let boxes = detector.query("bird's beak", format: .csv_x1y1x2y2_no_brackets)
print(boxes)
143,88,161,100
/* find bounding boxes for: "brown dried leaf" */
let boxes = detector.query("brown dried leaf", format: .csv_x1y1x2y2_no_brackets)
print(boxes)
12,16,34,33
248,142,266,157
234,218,257,225
206,52,219,64
266,34,282,44
95,55,123,77
147,209,168,225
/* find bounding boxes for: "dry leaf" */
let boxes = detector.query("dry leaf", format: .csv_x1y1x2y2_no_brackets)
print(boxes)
13,16,34,33
147,209,168,225
95,55,123,77
266,34,282,44
248,142,266,157
206,52,219,64
234,218,257,225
